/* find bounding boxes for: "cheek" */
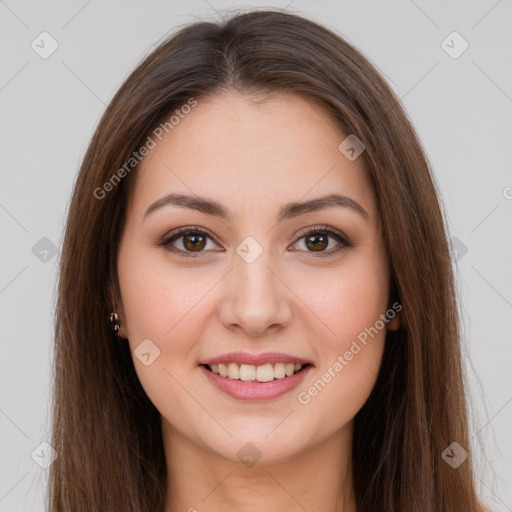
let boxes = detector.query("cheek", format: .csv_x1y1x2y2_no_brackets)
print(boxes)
291,248,389,422
117,245,219,422
304,248,390,348
118,240,218,343
116,246,210,418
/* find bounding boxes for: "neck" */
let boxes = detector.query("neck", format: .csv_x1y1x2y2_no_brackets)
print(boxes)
162,418,357,512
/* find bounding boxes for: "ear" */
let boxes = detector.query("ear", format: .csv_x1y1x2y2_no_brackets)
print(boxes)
387,312,401,331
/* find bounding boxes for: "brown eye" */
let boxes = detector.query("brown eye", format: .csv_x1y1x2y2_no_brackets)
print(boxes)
291,227,352,257
159,227,219,258
182,233,207,251
305,233,329,252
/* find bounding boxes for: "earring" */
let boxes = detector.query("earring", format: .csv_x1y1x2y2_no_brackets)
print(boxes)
109,312,125,339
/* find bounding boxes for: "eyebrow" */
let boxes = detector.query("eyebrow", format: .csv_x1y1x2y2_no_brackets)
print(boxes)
143,192,369,223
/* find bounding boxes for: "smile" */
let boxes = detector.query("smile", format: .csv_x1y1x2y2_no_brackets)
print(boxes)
200,362,313,401
204,362,307,382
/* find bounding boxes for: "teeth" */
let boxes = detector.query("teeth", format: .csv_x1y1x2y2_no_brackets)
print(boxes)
218,363,228,377
256,363,274,382
239,364,256,381
227,363,239,379
207,362,304,382
274,362,286,379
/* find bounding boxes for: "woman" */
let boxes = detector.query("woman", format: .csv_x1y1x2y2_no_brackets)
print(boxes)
48,8,487,512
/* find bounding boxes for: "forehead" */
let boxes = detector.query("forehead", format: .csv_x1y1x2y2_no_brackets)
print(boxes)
129,90,376,221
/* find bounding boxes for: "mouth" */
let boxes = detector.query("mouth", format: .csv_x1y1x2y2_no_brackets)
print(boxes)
199,351,314,401
200,362,313,383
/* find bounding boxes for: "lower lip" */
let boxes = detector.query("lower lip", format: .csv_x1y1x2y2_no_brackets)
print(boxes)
200,364,313,401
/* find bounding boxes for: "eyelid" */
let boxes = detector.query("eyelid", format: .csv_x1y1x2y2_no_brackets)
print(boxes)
162,225,219,244
293,224,350,243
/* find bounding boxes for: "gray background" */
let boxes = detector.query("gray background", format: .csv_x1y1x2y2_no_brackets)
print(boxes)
1,0,511,510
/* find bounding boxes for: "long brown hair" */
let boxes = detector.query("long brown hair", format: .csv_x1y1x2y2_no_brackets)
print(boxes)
48,8,486,511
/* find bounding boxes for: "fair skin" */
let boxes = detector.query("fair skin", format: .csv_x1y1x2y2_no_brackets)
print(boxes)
113,90,399,512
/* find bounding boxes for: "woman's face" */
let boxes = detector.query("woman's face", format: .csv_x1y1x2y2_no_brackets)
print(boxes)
115,90,396,465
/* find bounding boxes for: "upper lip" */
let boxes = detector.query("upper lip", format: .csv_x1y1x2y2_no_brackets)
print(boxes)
201,352,313,367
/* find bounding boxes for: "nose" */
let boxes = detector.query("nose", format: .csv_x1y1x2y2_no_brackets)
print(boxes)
218,248,293,336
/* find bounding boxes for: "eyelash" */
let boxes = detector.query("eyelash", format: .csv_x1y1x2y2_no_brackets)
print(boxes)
158,225,353,259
